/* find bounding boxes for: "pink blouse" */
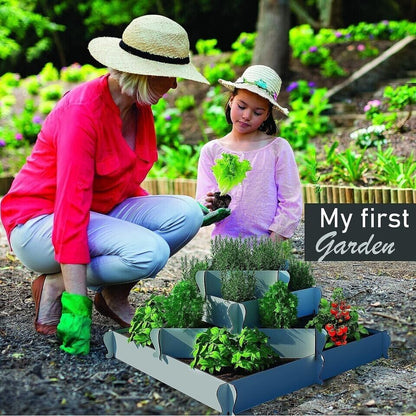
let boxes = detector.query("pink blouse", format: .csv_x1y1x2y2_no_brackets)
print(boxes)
1,74,157,264
196,137,303,239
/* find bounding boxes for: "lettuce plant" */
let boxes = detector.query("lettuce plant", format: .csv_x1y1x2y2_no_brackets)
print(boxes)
211,153,251,195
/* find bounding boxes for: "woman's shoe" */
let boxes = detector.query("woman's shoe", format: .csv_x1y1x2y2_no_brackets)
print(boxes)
31,275,58,335
93,292,130,328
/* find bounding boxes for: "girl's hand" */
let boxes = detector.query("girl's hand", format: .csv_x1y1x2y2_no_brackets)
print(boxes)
204,191,216,211
270,231,287,242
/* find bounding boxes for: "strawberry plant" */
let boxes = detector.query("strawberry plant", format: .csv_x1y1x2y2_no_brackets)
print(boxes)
306,288,369,348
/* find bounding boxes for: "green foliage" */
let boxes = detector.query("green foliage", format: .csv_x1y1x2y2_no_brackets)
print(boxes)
128,280,204,346
220,270,256,303
287,258,315,291
163,280,204,328
320,57,347,77
202,86,229,137
332,148,368,184
128,295,166,346
259,281,298,328
300,45,330,67
306,288,369,348
11,99,41,143
38,62,59,82
174,95,195,112
195,39,221,56
180,255,209,289
230,32,256,66
203,62,235,85
209,236,292,272
190,326,279,375
40,84,63,101
152,98,184,147
211,153,251,195
281,88,332,150
373,146,416,188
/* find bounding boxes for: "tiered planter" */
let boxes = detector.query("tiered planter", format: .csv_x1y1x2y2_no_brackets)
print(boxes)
195,270,321,333
103,327,390,415
104,327,326,415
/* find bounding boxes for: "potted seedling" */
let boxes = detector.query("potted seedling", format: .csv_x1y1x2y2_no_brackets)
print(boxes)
211,153,251,210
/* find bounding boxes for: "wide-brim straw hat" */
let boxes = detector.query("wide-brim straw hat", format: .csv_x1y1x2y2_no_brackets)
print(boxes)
88,14,209,84
219,65,289,115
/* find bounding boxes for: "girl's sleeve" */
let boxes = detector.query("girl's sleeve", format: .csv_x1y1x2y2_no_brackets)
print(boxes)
269,139,303,238
52,106,96,264
196,143,219,204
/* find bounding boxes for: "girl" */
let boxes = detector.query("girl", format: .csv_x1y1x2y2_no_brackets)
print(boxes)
196,65,302,241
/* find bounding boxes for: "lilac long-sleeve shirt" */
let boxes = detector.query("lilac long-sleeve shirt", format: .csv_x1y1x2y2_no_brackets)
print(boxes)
196,137,303,239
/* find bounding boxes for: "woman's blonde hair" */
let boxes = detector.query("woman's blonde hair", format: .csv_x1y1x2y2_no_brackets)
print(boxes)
109,68,152,104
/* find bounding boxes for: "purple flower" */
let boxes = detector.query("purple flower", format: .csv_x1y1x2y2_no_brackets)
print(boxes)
382,20,389,25
15,133,23,141
345,33,351,39
240,37,247,44
164,115,172,121
335,31,343,38
286,82,298,92
0,139,6,147
32,115,42,124
308,81,316,88
357,44,365,52
309,46,318,53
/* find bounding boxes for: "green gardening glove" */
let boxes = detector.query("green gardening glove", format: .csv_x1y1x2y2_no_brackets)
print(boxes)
201,207,231,227
57,292,93,355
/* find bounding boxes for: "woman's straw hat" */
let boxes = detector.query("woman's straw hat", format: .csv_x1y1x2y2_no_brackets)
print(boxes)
88,14,209,84
219,65,289,115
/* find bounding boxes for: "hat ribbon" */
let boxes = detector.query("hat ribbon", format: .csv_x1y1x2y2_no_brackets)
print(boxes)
236,78,279,101
119,40,190,65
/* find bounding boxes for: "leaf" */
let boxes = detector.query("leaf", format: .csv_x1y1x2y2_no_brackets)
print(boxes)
211,153,252,195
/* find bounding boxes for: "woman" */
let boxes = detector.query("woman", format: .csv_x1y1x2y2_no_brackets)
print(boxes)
0,14,209,355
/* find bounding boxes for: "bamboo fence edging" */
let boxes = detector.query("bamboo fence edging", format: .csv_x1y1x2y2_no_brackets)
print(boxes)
1,177,416,204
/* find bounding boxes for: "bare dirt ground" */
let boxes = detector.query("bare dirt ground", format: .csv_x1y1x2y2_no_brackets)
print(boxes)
1,220,415,415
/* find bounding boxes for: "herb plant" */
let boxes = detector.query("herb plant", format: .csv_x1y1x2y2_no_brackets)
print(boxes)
259,281,298,328
128,280,204,346
190,327,279,375
287,258,315,291
220,269,256,303
212,153,251,195
306,288,369,348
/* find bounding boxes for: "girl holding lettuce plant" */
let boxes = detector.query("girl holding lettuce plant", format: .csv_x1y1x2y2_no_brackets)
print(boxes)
196,65,302,241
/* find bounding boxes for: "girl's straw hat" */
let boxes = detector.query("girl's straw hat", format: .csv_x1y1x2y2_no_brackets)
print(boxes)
219,65,289,115
88,14,209,84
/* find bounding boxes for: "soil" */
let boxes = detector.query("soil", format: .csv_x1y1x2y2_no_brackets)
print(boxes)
1,39,416,415
211,192,232,210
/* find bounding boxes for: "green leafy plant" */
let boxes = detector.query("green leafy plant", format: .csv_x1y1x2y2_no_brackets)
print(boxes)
195,39,221,56
220,269,256,303
128,295,166,346
230,32,256,66
212,153,251,195
180,255,209,290
163,280,204,328
259,281,298,328
190,327,279,375
175,95,195,112
332,148,368,184
287,258,315,291
128,280,204,346
203,62,235,85
202,86,229,137
306,288,369,348
209,236,292,271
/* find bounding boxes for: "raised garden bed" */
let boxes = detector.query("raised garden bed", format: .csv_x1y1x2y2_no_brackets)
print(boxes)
103,326,390,414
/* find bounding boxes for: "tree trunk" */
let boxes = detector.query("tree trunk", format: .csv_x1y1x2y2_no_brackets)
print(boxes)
252,0,291,79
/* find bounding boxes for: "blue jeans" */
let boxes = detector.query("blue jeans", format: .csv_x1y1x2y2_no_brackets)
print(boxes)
10,195,203,289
